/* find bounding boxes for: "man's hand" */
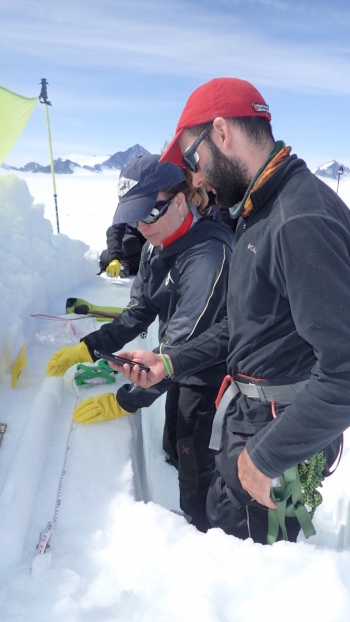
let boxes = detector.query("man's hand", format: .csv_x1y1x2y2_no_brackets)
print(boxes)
237,448,277,509
108,350,171,388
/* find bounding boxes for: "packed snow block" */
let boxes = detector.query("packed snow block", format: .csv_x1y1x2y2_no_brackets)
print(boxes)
0,377,63,570
0,174,96,376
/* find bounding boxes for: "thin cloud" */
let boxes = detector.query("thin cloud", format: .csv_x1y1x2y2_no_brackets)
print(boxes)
55,116,87,128
2,0,349,169
54,95,183,114
1,0,350,97
219,0,290,9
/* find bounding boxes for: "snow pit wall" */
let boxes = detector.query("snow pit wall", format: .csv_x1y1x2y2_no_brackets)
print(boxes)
0,378,63,570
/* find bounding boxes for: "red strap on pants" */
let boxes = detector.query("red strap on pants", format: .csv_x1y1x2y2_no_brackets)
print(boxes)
215,375,234,409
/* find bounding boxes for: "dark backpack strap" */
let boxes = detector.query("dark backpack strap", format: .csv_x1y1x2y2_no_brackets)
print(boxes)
323,433,344,477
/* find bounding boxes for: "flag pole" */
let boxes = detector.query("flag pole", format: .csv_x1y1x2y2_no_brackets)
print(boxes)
336,164,343,195
39,78,60,234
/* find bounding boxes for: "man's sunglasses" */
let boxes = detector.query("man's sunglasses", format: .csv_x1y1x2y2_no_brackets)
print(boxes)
182,122,213,173
139,198,173,225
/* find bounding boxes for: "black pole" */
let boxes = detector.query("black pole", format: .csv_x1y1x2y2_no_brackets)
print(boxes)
336,164,343,195
38,78,51,105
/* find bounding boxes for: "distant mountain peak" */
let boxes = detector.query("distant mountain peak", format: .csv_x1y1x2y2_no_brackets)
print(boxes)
312,160,350,180
98,145,150,171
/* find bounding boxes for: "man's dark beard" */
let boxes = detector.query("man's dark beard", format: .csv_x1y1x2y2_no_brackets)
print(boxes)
203,136,250,208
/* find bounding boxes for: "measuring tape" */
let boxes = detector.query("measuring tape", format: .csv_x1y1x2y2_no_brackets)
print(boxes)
31,379,80,571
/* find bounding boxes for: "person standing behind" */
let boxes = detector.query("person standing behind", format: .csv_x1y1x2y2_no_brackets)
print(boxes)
99,219,146,278
113,78,348,544
46,154,234,532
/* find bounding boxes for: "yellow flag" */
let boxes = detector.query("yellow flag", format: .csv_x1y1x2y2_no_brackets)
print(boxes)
11,343,28,388
0,86,38,166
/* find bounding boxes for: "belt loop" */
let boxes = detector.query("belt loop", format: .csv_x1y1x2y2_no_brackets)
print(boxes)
254,384,268,402
210,381,240,451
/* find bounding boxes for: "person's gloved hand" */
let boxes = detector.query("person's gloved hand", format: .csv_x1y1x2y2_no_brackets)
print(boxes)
46,341,93,377
106,259,121,278
73,392,130,424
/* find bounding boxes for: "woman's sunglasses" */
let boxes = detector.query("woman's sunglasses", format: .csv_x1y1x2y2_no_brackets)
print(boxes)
182,123,213,172
139,198,173,225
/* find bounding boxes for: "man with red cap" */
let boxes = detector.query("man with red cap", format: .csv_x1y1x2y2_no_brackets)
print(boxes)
113,78,350,544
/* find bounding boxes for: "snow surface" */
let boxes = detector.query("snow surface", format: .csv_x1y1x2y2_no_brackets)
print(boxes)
1,169,350,621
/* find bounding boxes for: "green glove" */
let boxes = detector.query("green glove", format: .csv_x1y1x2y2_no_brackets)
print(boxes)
46,341,93,377
73,392,129,424
106,259,121,278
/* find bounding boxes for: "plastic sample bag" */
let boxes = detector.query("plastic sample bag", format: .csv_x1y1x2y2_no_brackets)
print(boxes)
31,313,98,349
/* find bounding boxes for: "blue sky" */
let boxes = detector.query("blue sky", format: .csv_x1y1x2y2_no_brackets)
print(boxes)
1,0,350,169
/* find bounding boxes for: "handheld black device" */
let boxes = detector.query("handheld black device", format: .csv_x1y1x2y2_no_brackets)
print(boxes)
94,350,150,372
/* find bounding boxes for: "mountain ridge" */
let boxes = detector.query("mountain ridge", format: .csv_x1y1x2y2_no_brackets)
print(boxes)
3,153,349,179
5,144,150,175
312,160,350,180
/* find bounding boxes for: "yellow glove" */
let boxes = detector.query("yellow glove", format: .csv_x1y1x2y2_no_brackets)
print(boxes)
46,341,93,377
73,392,129,424
106,259,121,278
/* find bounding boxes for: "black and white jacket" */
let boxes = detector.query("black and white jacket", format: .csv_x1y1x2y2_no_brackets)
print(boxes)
84,207,234,406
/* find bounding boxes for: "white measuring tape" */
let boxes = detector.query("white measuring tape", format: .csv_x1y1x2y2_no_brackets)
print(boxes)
31,379,81,574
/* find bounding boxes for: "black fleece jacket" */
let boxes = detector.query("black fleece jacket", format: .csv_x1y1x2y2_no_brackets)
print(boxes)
166,155,350,477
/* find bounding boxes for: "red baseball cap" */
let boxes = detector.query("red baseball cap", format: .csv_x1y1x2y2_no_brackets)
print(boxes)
160,78,271,166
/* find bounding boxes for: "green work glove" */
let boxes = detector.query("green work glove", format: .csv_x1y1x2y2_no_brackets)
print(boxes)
46,341,93,377
106,259,121,278
73,392,129,424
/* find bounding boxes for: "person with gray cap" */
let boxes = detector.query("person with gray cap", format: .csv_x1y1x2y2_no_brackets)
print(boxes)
46,154,234,532
112,78,348,544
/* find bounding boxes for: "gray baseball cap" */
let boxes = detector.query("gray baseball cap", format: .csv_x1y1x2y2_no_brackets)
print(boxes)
114,154,186,223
